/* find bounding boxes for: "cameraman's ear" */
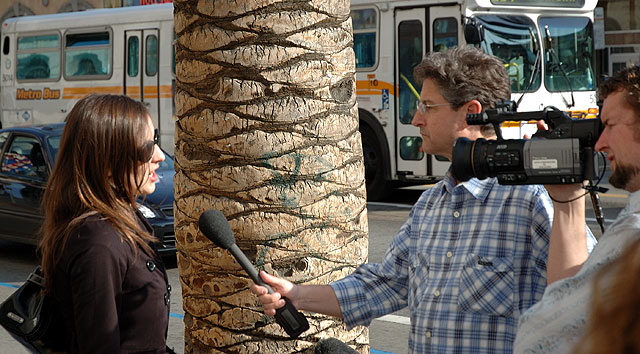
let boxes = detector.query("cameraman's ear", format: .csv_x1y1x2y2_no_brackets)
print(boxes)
465,100,482,114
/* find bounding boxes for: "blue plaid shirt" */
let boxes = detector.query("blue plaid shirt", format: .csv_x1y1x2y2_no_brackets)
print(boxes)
331,174,560,353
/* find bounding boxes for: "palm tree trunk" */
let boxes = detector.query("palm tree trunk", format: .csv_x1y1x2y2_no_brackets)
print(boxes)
173,0,369,352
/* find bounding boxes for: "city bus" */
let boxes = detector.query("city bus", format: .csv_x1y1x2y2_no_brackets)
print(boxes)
0,1,599,200
0,4,175,152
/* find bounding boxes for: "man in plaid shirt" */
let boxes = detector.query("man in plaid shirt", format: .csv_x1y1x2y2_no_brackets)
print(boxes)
251,45,595,353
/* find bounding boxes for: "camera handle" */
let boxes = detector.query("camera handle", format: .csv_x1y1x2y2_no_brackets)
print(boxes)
585,181,607,234
583,148,607,233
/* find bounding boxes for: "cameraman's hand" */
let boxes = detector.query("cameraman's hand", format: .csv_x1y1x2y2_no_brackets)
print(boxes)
250,271,298,316
523,120,549,140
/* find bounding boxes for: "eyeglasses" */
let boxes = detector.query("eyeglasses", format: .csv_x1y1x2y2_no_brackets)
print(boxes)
415,101,452,115
138,128,159,162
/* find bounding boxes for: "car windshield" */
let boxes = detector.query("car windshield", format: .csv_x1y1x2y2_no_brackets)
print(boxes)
46,134,174,169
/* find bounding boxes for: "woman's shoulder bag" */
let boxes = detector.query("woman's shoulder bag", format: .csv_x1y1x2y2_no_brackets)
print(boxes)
0,266,66,353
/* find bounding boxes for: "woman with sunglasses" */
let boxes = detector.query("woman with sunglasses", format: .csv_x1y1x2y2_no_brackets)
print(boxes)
38,94,173,353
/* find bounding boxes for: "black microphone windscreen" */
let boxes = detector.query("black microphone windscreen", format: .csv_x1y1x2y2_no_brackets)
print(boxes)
198,209,236,249
314,338,359,354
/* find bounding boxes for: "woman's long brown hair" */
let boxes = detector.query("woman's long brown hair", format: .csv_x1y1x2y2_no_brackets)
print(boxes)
38,94,157,292
572,238,640,354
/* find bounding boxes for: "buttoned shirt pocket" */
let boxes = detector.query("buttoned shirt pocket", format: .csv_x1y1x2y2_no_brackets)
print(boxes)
408,252,430,307
457,254,514,317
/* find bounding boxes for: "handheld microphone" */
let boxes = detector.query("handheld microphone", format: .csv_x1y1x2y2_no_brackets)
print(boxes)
314,338,359,354
198,209,309,338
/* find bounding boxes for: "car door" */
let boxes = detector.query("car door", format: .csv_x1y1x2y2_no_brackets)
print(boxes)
0,133,49,244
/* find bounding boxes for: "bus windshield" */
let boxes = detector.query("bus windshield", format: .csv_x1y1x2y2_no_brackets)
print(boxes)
474,15,541,94
473,14,595,95
539,16,594,92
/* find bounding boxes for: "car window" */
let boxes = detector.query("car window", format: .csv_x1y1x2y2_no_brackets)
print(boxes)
46,135,61,164
0,132,9,152
0,135,48,181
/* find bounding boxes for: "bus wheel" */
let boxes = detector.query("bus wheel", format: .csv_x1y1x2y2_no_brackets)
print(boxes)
360,125,391,201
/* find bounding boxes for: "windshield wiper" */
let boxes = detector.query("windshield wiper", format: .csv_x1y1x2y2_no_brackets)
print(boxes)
515,27,541,107
544,25,575,108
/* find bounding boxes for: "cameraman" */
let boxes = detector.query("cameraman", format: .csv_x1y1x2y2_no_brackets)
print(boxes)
251,46,594,353
514,65,640,353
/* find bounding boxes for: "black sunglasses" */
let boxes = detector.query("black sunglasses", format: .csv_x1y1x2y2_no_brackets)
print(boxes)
138,129,159,161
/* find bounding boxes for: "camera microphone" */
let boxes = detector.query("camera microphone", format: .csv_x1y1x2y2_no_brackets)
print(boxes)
314,338,359,354
198,209,309,338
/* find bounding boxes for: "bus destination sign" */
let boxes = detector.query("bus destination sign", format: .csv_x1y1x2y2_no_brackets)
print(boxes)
491,0,584,8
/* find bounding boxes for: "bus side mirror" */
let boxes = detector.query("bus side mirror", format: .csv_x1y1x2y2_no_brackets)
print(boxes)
464,19,484,45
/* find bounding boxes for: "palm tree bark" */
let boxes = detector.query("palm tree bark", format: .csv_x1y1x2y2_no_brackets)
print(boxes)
173,0,369,352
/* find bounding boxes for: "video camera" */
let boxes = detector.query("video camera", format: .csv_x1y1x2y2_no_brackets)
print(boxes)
452,100,603,185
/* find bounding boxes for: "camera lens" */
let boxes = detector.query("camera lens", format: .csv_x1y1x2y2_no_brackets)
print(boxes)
452,138,474,181
452,138,492,181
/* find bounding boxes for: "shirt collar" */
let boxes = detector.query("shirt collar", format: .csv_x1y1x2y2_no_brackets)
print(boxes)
442,170,497,202
623,189,640,215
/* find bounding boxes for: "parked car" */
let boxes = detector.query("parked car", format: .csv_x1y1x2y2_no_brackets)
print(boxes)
0,123,176,255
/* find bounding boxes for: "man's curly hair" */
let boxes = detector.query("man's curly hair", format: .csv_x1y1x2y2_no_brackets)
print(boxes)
413,45,511,110
413,45,511,137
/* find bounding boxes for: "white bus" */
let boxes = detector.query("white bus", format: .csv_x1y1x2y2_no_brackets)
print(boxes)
0,1,599,200
351,0,599,199
0,4,176,152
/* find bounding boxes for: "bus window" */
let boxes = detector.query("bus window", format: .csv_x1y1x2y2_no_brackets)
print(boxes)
127,36,139,77
352,8,377,70
398,20,422,124
64,31,111,79
433,18,458,52
16,34,60,81
473,15,541,93
3,36,9,55
539,17,594,92
145,34,158,76
400,137,424,160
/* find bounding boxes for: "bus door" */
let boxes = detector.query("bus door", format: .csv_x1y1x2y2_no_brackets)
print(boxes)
395,6,462,179
395,8,427,179
124,29,161,143
428,5,461,177
429,6,461,52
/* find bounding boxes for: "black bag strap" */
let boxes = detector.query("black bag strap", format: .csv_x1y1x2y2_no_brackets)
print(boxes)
27,267,45,288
